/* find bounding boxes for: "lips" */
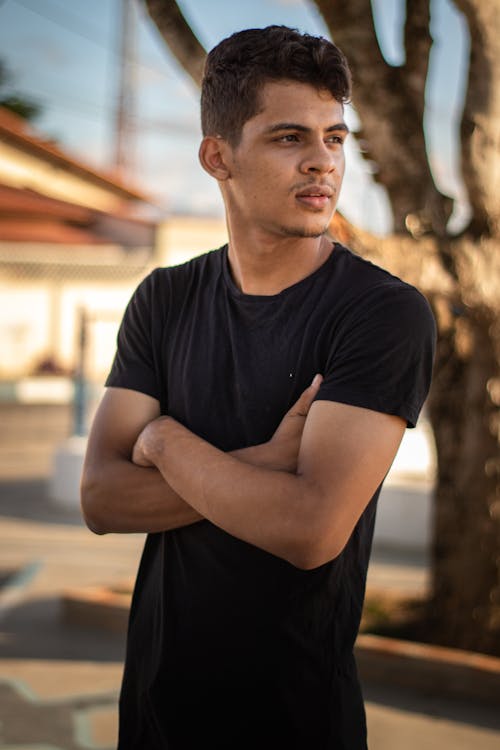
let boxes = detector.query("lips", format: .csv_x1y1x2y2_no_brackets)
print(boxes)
295,185,334,199
295,184,334,209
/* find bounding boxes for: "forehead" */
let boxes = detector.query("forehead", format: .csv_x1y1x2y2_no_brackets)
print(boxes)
247,80,345,131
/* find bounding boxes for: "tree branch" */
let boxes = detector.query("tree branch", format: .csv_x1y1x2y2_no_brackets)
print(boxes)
143,0,206,88
403,0,432,112
453,0,500,236
313,0,452,235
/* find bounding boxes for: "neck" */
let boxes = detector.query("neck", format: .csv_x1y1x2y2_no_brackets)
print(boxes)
226,225,333,296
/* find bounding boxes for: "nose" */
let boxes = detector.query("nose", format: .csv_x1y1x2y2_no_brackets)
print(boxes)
299,140,337,175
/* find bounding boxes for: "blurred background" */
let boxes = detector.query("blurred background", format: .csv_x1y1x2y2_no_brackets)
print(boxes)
0,1,498,748
0,0,468,391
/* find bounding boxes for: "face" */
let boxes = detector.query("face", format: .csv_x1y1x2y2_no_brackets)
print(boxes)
220,80,348,240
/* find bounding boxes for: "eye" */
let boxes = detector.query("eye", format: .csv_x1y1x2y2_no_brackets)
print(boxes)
275,133,299,143
326,134,345,145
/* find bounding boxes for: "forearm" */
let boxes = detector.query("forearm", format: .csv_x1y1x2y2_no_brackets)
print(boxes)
81,438,285,535
81,457,201,534
142,418,318,567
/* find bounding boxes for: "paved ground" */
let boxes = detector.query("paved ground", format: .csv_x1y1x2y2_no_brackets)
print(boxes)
0,403,499,749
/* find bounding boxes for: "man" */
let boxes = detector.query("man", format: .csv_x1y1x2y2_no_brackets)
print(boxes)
81,25,435,749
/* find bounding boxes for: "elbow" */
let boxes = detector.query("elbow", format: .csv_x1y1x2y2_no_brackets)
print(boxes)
80,471,109,535
83,515,108,536
287,542,343,571
284,481,353,570
284,510,344,571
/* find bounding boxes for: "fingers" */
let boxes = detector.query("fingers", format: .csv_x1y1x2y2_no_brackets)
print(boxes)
290,373,323,417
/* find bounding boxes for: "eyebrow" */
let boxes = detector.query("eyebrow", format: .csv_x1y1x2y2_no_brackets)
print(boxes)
265,122,350,135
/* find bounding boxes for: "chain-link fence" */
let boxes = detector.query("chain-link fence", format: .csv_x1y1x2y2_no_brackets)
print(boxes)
0,242,153,382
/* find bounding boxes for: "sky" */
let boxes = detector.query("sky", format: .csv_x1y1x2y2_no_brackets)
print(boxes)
0,0,469,235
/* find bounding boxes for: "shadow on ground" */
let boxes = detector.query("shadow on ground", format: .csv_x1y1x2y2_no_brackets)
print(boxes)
0,597,126,662
363,682,500,733
0,479,84,526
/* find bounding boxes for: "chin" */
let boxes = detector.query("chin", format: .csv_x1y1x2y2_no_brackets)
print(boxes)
279,223,330,239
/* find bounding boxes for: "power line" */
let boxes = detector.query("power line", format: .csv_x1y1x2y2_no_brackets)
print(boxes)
1,83,106,117
17,0,110,49
37,0,114,46
10,0,172,80
1,82,200,135
11,0,111,49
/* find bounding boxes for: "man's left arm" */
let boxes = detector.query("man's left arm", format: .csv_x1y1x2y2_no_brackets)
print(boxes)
132,399,405,569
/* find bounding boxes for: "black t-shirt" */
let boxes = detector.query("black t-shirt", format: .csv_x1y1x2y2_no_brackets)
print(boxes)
106,243,435,749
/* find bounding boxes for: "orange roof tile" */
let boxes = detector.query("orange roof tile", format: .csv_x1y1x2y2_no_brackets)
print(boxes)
0,107,154,204
0,183,156,246
0,219,105,244
0,184,93,222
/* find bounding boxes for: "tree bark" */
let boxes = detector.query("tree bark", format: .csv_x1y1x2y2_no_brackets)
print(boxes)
454,1,500,236
427,295,500,653
426,0,500,654
143,0,206,87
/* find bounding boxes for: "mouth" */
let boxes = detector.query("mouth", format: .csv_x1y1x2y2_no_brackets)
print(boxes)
295,184,334,210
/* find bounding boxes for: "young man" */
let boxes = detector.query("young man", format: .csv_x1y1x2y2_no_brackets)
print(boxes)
81,25,435,749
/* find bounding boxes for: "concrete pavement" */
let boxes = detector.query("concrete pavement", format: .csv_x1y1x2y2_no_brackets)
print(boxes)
0,403,499,749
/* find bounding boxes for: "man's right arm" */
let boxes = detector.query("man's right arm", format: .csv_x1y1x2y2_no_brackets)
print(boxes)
81,378,321,535
81,387,198,534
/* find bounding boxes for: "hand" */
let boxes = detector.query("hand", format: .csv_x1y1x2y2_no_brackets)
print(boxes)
267,374,323,472
132,416,171,468
131,375,323,474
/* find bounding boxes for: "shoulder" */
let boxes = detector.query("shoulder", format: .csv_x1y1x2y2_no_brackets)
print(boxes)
131,245,225,311
317,246,436,428
332,242,415,292
149,245,225,287
333,243,435,332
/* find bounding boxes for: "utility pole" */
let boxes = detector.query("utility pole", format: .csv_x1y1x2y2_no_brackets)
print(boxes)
73,307,88,437
114,0,136,178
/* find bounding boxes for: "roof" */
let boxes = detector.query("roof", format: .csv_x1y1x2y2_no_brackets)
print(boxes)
0,107,153,203
0,183,156,247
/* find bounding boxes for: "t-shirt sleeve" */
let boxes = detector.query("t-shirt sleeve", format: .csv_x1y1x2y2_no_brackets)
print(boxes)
105,271,160,400
316,282,436,428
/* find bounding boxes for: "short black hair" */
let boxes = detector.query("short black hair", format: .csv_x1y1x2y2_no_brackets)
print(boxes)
201,25,352,146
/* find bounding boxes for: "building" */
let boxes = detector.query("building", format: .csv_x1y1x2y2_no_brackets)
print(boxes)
0,107,227,385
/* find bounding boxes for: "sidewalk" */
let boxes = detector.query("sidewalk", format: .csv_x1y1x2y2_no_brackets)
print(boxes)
1,403,499,749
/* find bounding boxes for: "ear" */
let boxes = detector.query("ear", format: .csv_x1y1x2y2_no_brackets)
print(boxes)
198,136,232,181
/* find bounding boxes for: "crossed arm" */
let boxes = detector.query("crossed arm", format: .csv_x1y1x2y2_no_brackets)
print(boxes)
81,378,405,569
81,376,324,535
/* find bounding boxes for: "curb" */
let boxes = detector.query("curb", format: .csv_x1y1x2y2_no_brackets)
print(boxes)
355,633,500,707
62,584,132,634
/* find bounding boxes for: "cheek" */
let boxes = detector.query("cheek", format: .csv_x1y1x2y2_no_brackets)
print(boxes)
231,155,292,206
244,170,276,202
336,154,346,181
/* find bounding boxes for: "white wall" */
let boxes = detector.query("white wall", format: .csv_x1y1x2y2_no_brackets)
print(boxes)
0,278,145,380
373,418,436,553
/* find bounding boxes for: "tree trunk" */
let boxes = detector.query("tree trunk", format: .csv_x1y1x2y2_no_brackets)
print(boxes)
342,224,500,655
427,290,500,653
454,0,500,236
